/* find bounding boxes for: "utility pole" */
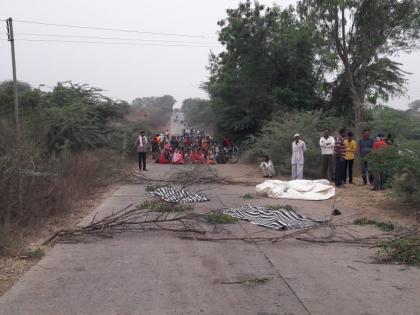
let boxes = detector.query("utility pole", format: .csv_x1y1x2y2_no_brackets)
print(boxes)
6,17,20,135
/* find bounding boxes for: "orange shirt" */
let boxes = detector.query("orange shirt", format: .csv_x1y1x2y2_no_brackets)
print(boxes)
373,140,388,150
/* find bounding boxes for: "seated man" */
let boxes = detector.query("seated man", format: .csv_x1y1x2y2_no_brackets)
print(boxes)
260,155,275,178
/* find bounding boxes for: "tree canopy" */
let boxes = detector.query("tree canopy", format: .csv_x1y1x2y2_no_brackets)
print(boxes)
205,1,325,140
297,0,420,134
206,0,420,140
131,95,176,129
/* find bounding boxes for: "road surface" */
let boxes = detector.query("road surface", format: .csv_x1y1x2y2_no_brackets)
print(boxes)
0,164,419,315
170,111,185,136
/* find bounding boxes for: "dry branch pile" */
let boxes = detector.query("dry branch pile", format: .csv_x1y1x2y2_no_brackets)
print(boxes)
43,200,230,245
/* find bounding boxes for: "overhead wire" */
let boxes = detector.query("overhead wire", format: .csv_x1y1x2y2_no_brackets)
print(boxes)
12,19,216,39
10,32,220,45
11,38,220,48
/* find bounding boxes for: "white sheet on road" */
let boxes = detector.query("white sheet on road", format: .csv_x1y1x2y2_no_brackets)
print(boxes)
256,179,335,201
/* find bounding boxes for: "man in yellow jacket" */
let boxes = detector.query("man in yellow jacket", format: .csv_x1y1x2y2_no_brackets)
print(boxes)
344,131,357,184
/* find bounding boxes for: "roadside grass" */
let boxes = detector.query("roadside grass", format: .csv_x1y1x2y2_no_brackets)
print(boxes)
378,237,420,266
138,200,193,213
241,194,255,200
353,218,395,231
205,213,239,224
242,277,272,287
24,248,45,260
216,277,272,287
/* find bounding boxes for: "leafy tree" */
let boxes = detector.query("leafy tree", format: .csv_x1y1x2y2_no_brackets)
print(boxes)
206,1,324,140
0,81,42,121
17,82,132,152
181,98,214,133
408,99,420,118
365,106,420,141
298,0,420,136
131,95,175,129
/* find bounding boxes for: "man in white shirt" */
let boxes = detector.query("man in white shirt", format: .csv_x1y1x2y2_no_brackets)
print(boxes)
319,128,335,180
291,134,306,180
135,131,148,171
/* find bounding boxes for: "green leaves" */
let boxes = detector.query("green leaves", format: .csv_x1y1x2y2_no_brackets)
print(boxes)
299,0,420,123
208,1,322,140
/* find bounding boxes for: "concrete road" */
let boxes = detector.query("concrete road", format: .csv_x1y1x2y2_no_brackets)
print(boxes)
0,164,419,315
170,111,185,136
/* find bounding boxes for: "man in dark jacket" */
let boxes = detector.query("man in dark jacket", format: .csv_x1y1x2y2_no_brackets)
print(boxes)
358,128,375,185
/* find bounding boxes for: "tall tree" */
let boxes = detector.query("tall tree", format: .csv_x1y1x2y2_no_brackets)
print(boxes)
131,95,176,129
298,0,420,135
181,98,214,133
205,1,323,140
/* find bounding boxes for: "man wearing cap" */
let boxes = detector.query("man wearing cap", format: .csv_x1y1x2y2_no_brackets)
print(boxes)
135,130,148,171
291,133,307,180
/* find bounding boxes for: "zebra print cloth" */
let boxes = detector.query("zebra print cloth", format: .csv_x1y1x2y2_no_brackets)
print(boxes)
222,205,324,230
147,186,209,203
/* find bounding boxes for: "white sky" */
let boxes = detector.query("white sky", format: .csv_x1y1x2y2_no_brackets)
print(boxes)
0,0,418,109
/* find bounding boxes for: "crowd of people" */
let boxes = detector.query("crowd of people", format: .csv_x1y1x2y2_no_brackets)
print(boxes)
136,124,392,191
260,128,393,190
135,128,236,170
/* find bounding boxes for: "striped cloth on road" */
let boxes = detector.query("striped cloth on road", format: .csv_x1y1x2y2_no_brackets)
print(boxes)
222,205,323,230
147,186,209,203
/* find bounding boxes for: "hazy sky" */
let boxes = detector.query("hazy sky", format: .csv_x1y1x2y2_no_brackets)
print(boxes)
1,0,419,109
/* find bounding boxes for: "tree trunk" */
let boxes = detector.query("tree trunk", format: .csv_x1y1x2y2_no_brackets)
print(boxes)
348,82,363,137
345,71,363,137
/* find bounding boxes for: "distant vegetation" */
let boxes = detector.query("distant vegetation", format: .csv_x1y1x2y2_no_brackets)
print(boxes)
181,98,214,134
0,80,173,254
131,95,176,130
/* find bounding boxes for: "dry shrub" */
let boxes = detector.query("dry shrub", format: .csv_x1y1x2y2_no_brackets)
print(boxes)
0,125,128,251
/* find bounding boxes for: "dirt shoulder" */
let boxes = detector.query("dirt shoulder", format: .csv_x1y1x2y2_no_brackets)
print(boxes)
0,182,121,297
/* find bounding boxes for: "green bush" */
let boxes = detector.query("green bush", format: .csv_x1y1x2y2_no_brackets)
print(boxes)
378,237,420,266
365,107,420,140
242,111,343,178
368,143,420,207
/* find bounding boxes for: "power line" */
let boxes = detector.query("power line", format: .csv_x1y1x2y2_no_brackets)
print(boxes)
12,19,216,39
9,32,219,45
12,38,220,48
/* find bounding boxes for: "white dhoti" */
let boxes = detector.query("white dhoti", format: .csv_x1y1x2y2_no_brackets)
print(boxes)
291,164,304,180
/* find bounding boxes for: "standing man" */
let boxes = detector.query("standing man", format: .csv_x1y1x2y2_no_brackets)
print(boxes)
344,131,357,184
358,128,375,185
372,134,388,191
334,128,347,187
319,128,335,181
135,130,148,171
291,134,306,180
